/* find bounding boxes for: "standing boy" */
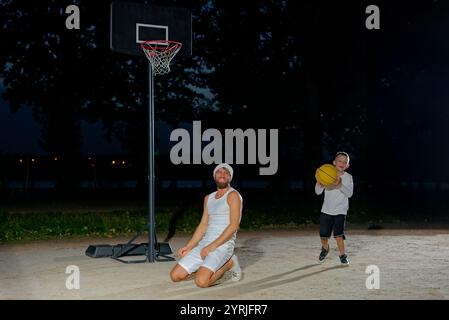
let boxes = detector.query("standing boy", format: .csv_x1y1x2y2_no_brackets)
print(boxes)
315,151,353,265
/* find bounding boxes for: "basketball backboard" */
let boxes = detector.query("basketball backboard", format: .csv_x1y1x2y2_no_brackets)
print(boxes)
110,2,192,58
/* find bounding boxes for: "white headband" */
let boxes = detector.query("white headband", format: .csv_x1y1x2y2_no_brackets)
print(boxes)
213,163,234,181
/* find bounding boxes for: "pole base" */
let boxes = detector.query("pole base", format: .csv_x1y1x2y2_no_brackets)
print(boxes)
85,242,173,260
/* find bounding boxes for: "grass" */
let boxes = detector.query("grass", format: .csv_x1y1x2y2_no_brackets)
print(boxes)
0,206,301,243
0,210,146,243
1,196,448,243
0,205,220,243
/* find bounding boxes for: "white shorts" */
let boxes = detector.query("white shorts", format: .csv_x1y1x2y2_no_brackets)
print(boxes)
177,241,234,274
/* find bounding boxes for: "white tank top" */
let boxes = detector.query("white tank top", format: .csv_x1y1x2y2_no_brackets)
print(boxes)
202,187,243,246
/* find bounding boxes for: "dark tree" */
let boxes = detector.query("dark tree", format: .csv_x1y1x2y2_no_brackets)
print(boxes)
0,0,210,191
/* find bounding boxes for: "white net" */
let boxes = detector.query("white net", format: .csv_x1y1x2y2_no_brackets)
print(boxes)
141,41,182,75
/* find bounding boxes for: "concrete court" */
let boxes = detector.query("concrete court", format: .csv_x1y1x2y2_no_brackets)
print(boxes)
1,228,449,300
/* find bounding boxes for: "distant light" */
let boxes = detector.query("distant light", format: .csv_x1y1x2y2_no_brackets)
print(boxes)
19,159,23,163
122,161,126,165
31,158,35,162
112,160,116,165
54,157,58,161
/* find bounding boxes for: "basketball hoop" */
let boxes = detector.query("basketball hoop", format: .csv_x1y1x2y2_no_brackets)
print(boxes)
140,40,182,75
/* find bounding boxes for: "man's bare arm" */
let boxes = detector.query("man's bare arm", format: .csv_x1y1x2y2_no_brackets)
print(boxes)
183,195,209,250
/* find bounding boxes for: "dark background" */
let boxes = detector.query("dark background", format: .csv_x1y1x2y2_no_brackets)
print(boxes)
1,0,448,221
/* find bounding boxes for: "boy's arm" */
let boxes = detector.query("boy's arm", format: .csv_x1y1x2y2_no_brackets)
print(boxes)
315,182,324,195
314,172,325,195
338,174,353,198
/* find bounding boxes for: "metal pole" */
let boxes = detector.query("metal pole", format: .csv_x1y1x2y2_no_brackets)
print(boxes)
148,64,155,263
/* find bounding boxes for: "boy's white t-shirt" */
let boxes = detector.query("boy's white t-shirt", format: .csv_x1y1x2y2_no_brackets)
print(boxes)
315,172,353,216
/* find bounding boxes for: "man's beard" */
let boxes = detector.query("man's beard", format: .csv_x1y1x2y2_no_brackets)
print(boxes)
216,181,229,189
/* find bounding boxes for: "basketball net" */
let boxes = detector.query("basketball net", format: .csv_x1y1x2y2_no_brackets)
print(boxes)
140,40,182,75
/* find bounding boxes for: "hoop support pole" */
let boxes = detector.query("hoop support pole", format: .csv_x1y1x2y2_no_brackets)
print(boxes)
148,64,155,263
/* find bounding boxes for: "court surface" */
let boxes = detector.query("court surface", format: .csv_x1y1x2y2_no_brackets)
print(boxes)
1,228,449,299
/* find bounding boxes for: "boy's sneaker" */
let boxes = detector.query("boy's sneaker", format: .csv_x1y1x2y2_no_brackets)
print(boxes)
318,246,329,262
339,254,349,265
230,255,242,281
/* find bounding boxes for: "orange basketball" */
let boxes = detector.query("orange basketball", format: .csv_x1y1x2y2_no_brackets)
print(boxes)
315,164,338,186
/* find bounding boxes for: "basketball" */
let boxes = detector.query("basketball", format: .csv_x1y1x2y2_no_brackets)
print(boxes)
315,164,338,186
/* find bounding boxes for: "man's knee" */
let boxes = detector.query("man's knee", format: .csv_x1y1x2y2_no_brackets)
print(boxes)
194,267,214,288
170,270,181,282
170,267,187,282
194,276,210,288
